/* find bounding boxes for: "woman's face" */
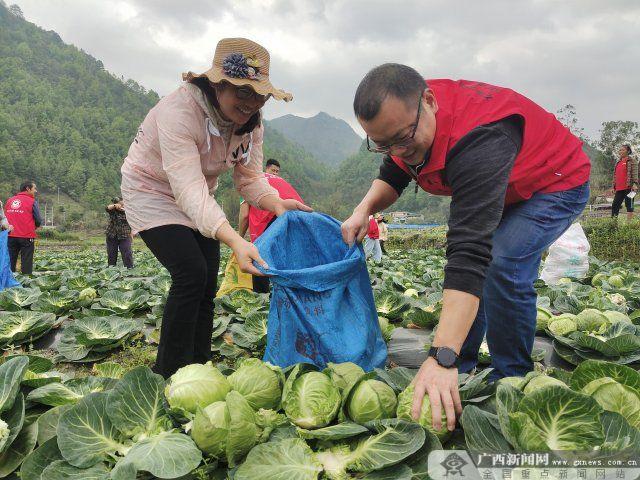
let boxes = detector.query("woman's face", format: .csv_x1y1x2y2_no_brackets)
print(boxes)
619,145,630,157
216,82,267,125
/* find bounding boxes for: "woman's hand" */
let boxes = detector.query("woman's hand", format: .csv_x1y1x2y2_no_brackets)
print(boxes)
341,208,370,245
273,198,313,217
233,239,269,276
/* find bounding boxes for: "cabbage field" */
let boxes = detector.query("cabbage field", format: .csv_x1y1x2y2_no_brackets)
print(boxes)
0,246,639,478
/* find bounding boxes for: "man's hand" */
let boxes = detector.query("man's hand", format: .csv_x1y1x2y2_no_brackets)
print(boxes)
341,208,370,245
633,184,638,192
273,199,313,217
411,357,462,432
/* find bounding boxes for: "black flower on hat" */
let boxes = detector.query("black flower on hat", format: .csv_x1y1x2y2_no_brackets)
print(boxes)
222,53,261,80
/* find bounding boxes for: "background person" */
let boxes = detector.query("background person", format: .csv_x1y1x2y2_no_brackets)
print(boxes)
238,158,304,293
342,64,590,433
4,181,42,275
376,213,388,255
363,214,382,262
105,197,134,269
120,38,310,378
0,200,13,233
611,144,637,220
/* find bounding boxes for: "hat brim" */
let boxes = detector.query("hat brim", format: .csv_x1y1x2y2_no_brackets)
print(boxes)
187,68,293,102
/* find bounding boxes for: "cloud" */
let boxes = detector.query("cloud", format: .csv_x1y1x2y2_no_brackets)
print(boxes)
13,0,640,139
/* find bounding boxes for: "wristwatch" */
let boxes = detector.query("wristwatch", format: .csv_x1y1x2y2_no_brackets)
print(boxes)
427,346,460,368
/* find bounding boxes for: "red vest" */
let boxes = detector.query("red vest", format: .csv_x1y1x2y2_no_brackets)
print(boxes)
367,217,380,239
391,79,591,204
249,174,303,242
5,192,37,238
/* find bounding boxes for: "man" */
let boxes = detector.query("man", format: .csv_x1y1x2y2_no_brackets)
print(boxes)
239,158,303,293
5,181,43,274
342,64,590,433
106,197,134,269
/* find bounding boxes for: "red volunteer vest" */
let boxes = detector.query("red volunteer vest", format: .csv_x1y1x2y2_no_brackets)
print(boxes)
391,79,591,205
249,174,303,242
367,217,380,239
5,192,37,238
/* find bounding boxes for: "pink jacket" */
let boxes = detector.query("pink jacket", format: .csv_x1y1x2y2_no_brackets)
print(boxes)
121,85,278,238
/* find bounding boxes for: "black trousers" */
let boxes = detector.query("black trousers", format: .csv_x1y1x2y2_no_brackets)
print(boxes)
380,240,387,255
106,236,134,268
140,225,220,378
8,237,34,274
252,274,270,293
612,189,634,216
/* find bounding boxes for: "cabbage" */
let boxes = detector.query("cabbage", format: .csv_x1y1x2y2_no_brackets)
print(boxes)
227,359,283,410
165,362,231,417
190,391,258,466
282,371,340,429
603,310,632,325
396,385,450,441
0,418,9,452
575,309,610,332
323,362,364,392
548,317,577,336
536,307,553,333
347,379,397,424
591,273,608,286
498,376,527,390
78,287,97,302
608,275,625,288
403,288,419,298
582,377,640,428
523,375,567,394
607,293,627,307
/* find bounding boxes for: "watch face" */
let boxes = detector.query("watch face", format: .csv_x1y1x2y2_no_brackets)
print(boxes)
436,347,457,367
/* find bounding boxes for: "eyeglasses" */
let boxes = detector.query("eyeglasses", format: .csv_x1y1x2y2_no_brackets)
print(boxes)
366,91,424,154
235,85,269,103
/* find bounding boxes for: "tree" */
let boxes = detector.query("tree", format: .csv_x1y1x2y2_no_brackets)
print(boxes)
556,104,587,142
8,4,23,18
598,121,640,162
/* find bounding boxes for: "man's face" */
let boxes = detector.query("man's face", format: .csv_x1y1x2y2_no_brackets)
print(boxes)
359,90,438,166
265,164,280,175
29,184,37,196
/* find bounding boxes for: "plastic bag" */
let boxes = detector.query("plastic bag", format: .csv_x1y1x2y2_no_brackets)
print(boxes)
255,211,387,371
0,231,19,292
540,222,590,285
216,253,253,297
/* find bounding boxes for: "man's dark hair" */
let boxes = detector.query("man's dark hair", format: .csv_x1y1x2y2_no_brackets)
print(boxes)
353,63,426,121
20,181,35,192
111,196,122,204
623,144,633,155
265,158,280,168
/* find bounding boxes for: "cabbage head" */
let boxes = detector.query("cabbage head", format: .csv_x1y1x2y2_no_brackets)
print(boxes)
396,385,450,441
607,293,627,307
582,377,640,428
548,317,577,336
403,288,419,298
536,307,553,333
78,287,97,302
608,274,625,288
0,418,9,452
191,391,258,466
498,376,527,390
282,371,341,429
347,379,397,424
323,362,364,392
165,362,231,416
523,375,567,395
603,310,632,325
591,273,607,287
575,309,610,332
227,359,283,410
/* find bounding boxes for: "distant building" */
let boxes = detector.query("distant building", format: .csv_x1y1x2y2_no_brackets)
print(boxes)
387,211,425,224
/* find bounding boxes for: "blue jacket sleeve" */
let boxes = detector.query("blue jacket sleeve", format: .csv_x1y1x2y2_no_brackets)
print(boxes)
32,200,43,228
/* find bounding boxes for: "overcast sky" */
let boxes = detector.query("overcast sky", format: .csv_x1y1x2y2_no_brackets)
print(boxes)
13,0,640,140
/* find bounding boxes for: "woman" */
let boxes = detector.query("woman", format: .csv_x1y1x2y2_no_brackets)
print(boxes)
121,38,310,377
105,197,134,269
611,144,638,220
376,213,388,255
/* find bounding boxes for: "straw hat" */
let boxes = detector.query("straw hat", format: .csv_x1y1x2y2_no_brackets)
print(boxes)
183,37,293,102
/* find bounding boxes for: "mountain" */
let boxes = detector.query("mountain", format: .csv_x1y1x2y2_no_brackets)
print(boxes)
268,112,363,168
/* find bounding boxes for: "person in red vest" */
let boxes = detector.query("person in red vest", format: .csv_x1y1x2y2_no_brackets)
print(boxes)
611,144,637,220
341,64,590,433
363,214,382,262
4,181,43,274
238,158,303,293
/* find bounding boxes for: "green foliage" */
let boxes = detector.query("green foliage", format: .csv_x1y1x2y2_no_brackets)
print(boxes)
582,218,640,261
